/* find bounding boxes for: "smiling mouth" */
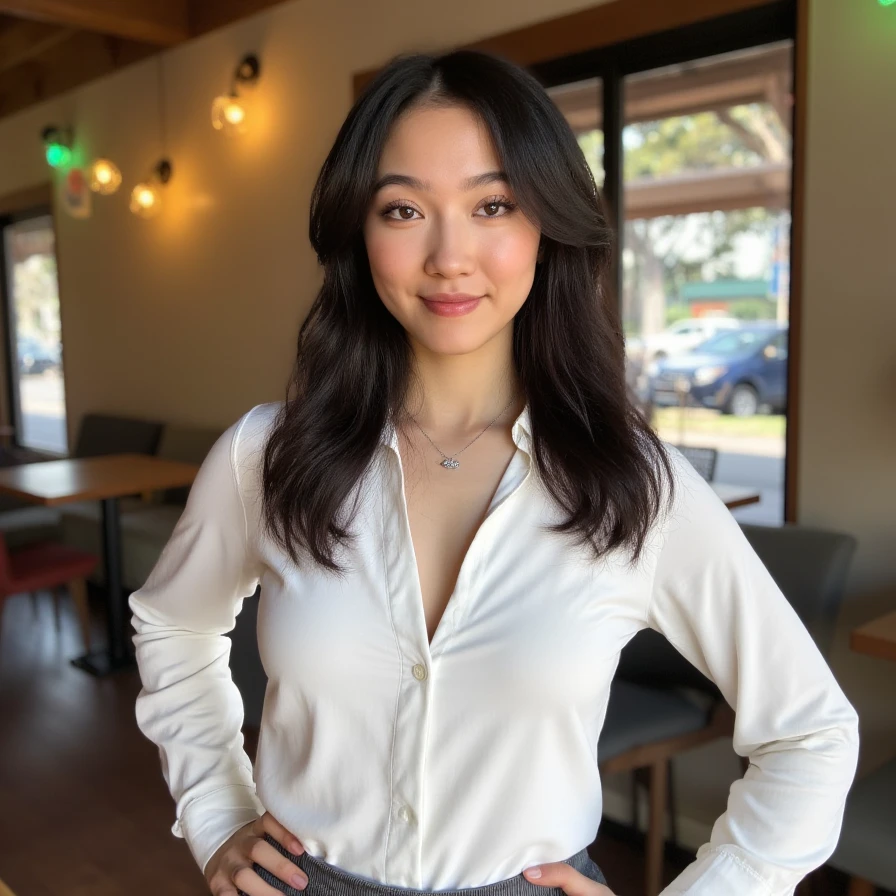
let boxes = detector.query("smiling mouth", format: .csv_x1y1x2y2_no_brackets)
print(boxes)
420,295,482,316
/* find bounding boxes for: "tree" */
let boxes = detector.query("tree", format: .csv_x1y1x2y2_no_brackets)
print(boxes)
577,102,792,339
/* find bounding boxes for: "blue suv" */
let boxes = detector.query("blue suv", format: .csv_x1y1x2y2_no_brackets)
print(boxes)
647,322,788,416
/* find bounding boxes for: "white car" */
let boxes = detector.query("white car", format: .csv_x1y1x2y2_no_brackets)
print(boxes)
627,317,742,364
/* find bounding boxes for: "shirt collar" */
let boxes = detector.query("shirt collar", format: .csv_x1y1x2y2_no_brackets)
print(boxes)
381,402,532,455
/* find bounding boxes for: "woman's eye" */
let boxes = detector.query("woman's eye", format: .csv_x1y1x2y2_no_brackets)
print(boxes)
381,198,517,220
383,205,420,220
477,199,517,217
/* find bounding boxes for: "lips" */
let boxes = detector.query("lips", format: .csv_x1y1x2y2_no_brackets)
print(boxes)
420,294,482,317
421,293,482,303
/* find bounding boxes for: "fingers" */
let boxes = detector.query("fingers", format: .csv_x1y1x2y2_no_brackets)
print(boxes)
206,816,309,896
523,861,615,896
210,841,306,896
261,811,305,856
247,838,309,891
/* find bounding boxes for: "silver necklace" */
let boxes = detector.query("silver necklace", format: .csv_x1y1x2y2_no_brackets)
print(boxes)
408,394,517,470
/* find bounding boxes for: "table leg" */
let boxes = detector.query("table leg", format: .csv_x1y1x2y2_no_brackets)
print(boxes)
69,495,135,676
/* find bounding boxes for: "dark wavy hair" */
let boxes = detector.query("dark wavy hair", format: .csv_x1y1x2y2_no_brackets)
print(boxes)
261,48,675,576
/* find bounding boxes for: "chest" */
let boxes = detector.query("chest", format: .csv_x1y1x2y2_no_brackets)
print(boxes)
397,426,519,646
255,439,655,712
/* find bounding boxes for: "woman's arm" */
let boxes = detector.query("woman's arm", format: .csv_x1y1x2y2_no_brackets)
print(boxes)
128,406,267,876
648,449,860,896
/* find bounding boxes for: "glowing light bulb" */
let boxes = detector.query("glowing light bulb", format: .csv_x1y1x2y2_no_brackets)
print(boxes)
130,182,162,217
88,158,122,194
45,143,71,168
211,94,249,135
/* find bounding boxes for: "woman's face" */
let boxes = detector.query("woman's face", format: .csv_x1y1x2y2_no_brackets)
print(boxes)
363,104,541,356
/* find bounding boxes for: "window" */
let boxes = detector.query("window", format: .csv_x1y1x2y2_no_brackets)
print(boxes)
1,211,68,455
543,2,795,524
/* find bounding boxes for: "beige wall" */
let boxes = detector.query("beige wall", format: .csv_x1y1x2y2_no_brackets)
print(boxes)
0,0,892,849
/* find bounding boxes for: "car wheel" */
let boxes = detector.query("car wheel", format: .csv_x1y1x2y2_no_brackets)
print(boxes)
726,384,759,417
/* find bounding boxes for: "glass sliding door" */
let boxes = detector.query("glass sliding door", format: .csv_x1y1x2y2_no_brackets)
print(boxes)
535,2,796,524
1,213,69,455
622,41,793,524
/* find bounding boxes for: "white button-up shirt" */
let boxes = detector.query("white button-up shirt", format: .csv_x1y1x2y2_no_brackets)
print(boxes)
128,401,860,895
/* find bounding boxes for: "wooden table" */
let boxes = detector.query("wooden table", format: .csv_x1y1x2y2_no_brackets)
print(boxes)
712,482,762,509
0,453,199,676
850,610,896,663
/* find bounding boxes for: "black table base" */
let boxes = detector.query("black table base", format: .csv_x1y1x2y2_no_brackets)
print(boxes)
70,495,135,678
70,648,136,676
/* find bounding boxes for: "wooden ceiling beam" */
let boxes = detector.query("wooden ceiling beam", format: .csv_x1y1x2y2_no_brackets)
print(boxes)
0,29,157,118
0,0,189,46
188,0,289,36
0,19,75,74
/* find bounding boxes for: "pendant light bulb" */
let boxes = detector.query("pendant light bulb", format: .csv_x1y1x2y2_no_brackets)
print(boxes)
130,183,161,217
129,159,172,219
211,94,249,135
211,53,260,136
41,125,74,169
88,158,122,194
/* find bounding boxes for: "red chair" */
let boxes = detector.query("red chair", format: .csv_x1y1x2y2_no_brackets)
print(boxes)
0,532,100,652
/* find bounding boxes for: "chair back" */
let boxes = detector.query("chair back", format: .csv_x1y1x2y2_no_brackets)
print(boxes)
617,521,857,695
73,413,163,458
672,444,718,482
153,424,223,505
739,522,857,658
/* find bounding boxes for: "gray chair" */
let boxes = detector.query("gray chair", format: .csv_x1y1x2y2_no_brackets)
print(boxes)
72,412,163,458
672,444,718,482
598,522,858,896
827,755,896,895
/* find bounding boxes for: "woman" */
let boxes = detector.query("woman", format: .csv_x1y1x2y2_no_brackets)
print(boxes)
129,49,860,896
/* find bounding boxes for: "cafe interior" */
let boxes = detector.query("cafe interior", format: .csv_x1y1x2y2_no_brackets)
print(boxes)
0,0,893,894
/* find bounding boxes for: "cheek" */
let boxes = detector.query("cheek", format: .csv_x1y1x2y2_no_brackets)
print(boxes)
482,232,539,284
364,222,408,277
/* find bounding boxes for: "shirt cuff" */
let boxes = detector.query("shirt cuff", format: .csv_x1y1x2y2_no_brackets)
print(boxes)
659,845,792,895
172,784,267,876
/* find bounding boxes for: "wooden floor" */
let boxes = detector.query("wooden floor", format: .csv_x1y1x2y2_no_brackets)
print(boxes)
0,590,857,896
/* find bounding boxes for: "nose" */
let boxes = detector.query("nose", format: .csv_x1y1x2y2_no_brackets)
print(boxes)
423,218,476,279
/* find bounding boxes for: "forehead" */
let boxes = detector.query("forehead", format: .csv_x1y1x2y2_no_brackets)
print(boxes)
376,105,501,182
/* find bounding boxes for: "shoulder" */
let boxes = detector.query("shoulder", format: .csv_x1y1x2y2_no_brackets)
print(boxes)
654,442,747,551
232,400,285,459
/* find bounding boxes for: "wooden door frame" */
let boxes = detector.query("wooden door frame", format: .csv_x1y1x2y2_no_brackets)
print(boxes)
354,0,808,523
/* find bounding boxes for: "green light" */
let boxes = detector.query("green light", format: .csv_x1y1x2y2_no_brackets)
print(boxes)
880,0,896,6
45,143,71,167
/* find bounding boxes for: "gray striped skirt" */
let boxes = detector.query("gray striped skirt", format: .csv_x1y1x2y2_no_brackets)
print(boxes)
237,833,609,896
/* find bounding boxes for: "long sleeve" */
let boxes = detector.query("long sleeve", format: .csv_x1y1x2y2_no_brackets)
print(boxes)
650,449,860,896
128,407,267,876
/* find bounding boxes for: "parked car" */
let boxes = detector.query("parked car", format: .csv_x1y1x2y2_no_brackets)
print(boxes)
647,322,788,416
17,336,61,375
626,316,741,365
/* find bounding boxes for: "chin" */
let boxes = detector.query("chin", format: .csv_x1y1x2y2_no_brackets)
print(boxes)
410,329,492,356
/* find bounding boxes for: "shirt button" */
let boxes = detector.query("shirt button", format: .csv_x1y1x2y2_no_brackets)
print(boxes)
397,805,413,823
412,663,428,681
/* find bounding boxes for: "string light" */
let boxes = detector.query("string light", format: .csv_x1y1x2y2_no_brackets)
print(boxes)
88,159,122,194
211,54,261,136
130,159,172,218
130,55,173,218
41,125,73,168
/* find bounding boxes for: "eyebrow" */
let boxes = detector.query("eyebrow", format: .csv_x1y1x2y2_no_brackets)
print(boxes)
373,170,509,193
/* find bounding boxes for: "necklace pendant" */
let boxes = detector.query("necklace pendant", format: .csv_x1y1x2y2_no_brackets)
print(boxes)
440,457,460,470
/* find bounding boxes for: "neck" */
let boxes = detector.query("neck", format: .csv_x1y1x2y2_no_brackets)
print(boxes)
399,330,524,435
